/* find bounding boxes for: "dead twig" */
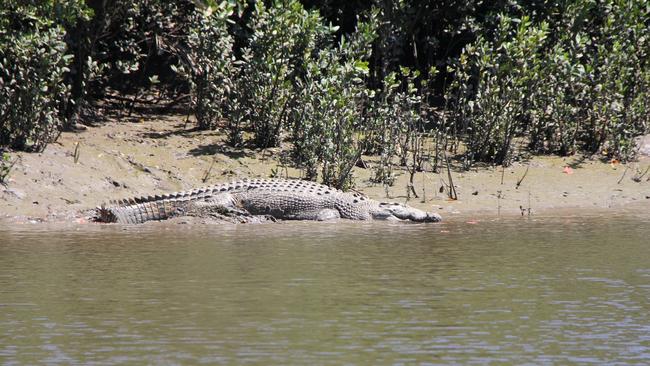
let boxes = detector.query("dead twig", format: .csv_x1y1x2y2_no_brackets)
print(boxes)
202,156,217,183
617,165,630,184
73,142,81,164
516,165,529,189
632,166,650,183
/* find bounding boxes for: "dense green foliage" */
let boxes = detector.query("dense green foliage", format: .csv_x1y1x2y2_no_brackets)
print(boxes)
448,2,649,166
0,1,88,151
0,0,648,185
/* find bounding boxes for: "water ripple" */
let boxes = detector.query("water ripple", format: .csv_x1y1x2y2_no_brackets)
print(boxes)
1,214,650,364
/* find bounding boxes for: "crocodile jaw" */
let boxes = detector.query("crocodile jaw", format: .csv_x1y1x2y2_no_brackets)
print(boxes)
374,203,442,222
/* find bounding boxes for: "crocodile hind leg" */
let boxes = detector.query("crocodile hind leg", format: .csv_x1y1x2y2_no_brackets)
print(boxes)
184,193,253,220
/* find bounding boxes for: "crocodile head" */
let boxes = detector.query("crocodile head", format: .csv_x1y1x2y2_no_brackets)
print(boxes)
373,202,442,222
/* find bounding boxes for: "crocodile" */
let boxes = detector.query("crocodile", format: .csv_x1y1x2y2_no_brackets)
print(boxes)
95,178,442,224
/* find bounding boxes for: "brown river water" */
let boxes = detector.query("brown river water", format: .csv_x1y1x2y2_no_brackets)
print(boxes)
1,211,650,365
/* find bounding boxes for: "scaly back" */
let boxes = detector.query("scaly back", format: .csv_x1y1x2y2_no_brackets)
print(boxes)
96,178,356,223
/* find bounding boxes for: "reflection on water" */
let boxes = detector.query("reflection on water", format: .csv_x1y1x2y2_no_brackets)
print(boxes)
1,211,650,364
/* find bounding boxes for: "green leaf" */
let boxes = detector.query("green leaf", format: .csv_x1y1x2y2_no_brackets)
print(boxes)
354,60,369,73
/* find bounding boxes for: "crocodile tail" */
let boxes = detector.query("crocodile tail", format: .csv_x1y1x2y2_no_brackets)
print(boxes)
95,204,118,223
95,200,183,224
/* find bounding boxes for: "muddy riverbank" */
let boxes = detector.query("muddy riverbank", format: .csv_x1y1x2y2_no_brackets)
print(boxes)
1,115,649,223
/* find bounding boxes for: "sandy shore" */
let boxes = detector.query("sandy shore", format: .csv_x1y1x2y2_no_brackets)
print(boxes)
1,115,649,223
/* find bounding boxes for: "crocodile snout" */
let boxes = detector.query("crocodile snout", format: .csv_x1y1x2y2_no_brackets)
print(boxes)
380,203,442,222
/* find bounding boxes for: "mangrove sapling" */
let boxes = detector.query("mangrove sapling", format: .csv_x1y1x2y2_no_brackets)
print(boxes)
403,72,435,200
285,9,378,190
519,191,532,216
405,171,418,200
181,1,236,131
0,152,17,184
443,152,458,201
496,190,503,216
404,131,433,200
232,0,341,149
125,50,155,117
420,172,427,203
269,165,288,179
404,122,424,200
